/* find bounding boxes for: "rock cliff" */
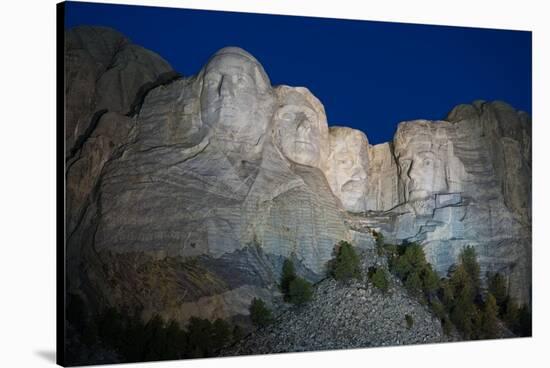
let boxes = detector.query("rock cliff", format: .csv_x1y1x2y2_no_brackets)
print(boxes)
65,27,531,327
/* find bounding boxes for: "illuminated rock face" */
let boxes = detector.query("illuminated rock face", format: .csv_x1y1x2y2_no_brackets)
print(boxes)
66,31,531,326
67,42,349,324
200,47,275,160
393,120,465,204
245,85,346,280
326,127,369,212
361,105,531,304
272,85,329,169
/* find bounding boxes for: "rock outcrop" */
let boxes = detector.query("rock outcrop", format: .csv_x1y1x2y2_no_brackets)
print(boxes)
353,103,531,304
225,248,452,355
66,39,352,324
65,27,531,329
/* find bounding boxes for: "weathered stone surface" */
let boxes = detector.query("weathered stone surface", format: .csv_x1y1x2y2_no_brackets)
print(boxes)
325,127,369,212
355,104,531,304
64,26,176,240
65,26,174,159
66,28,531,331
67,40,350,324
365,142,399,211
225,248,454,355
272,85,329,169
393,120,467,204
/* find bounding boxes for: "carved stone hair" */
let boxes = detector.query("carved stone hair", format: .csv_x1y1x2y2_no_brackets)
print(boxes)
204,46,272,93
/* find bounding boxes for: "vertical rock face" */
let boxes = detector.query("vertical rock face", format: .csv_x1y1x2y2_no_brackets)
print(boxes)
359,103,531,304
66,28,531,327
65,26,177,240
67,37,350,324
64,26,174,159
446,101,531,303
365,142,399,211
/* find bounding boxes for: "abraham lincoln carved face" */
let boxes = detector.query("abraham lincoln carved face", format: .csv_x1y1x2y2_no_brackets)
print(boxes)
394,120,463,202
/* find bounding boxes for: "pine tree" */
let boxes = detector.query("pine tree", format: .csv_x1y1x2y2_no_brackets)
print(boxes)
281,259,297,301
288,277,313,305
480,294,499,339
487,272,508,312
503,297,520,332
331,241,361,281
422,265,440,297
249,298,273,328
405,271,422,294
370,267,389,292
459,246,481,294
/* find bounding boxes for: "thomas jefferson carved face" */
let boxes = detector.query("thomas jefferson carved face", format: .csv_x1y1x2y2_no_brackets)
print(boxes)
200,47,272,145
394,121,456,202
273,87,328,168
327,128,369,212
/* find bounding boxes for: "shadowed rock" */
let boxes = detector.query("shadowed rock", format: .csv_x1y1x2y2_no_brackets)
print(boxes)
65,29,531,329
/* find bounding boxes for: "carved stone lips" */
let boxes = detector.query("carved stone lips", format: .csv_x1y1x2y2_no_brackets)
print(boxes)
212,103,238,114
295,141,315,150
342,179,366,192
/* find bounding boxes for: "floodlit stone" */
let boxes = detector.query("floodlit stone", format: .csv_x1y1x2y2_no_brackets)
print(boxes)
272,85,329,169
65,30,532,326
393,120,466,204
326,127,369,212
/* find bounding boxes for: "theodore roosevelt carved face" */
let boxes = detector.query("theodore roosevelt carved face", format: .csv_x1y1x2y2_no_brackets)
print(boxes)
200,47,273,147
326,127,369,212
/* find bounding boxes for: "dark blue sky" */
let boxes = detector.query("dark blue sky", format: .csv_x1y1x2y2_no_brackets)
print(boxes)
64,1,531,144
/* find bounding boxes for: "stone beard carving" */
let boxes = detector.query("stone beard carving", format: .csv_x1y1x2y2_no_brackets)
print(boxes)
393,120,464,204
199,47,274,153
272,86,329,169
326,127,369,212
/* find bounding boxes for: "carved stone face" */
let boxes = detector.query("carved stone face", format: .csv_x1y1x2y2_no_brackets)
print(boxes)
327,128,369,212
273,87,328,169
200,47,272,145
276,104,322,166
394,121,453,202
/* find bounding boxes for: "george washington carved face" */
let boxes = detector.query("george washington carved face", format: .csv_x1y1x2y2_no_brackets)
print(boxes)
200,47,273,146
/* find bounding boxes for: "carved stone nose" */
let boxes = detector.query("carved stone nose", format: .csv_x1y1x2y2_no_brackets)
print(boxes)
351,167,367,180
408,161,421,179
219,75,233,97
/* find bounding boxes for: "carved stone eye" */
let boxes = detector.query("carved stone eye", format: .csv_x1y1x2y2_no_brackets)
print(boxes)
304,110,317,123
207,76,223,90
234,75,246,85
339,159,353,168
280,111,295,121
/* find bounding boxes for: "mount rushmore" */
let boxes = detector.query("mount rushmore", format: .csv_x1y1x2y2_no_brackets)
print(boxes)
65,27,531,326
